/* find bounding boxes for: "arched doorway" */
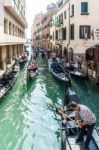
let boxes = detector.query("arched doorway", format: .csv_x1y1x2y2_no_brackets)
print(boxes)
68,48,73,62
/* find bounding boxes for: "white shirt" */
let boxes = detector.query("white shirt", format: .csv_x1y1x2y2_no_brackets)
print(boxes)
79,105,96,125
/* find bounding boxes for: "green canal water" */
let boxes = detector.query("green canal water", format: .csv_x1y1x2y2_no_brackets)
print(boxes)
0,54,99,150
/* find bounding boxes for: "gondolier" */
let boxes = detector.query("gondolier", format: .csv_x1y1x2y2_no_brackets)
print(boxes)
68,102,96,150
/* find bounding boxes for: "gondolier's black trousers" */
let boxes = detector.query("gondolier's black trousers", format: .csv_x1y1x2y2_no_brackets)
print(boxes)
77,123,95,147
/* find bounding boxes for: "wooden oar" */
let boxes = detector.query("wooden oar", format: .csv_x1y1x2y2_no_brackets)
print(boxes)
56,109,81,128
47,102,74,121
47,102,81,129
56,109,75,123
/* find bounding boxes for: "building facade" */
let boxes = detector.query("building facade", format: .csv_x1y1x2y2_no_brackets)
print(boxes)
31,13,43,48
50,0,99,61
42,4,57,49
31,3,57,49
0,0,27,77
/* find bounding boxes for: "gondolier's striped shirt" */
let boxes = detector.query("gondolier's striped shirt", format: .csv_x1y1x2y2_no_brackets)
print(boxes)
78,105,96,125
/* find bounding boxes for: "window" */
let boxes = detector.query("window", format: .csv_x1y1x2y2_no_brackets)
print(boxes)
15,26,17,36
71,4,74,16
18,28,20,37
81,2,88,14
4,18,8,34
13,24,14,36
46,33,49,38
58,0,63,8
55,30,58,40
9,22,12,35
64,11,66,19
62,27,66,40
50,35,52,40
59,13,63,24
70,24,74,40
79,25,91,39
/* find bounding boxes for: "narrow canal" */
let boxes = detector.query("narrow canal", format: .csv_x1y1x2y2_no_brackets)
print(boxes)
0,51,99,150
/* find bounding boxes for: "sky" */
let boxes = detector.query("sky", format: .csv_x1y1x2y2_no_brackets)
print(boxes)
26,0,56,38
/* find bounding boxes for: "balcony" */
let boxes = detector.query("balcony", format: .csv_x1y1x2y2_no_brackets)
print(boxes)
4,0,28,28
55,39,63,45
52,19,61,27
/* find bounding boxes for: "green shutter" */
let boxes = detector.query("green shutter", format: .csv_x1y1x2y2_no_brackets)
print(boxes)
52,19,60,26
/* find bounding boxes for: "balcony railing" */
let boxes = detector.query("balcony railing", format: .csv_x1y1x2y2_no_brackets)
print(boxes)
52,18,63,27
52,19,61,27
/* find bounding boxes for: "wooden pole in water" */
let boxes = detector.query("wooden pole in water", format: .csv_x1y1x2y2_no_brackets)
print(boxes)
96,63,99,84
83,61,87,77
91,61,94,79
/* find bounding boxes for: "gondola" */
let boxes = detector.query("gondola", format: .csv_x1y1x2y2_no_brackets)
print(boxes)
27,69,38,80
48,59,71,83
27,62,38,80
67,67,87,79
0,61,20,99
57,58,88,79
60,84,99,150
19,55,28,64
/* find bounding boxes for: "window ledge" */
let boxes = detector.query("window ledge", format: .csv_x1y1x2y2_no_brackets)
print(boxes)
81,12,89,15
70,14,74,17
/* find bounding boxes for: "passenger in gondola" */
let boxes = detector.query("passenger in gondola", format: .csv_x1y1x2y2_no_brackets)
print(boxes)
68,102,96,150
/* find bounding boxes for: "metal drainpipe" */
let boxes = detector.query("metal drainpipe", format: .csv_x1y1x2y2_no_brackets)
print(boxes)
67,2,70,61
